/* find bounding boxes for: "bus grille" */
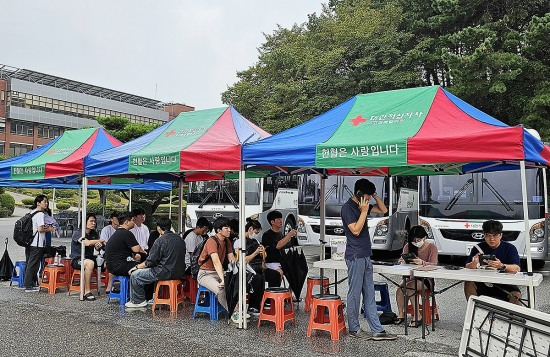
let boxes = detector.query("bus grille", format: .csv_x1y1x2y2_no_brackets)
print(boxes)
311,225,346,236
439,229,519,242
195,210,239,222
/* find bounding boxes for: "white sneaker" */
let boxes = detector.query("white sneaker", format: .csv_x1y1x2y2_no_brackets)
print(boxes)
125,300,147,308
230,311,251,324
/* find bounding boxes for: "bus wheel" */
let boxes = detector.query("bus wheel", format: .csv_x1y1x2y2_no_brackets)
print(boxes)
284,216,296,236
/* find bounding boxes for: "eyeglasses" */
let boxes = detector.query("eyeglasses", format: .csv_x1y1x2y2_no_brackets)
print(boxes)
484,233,501,239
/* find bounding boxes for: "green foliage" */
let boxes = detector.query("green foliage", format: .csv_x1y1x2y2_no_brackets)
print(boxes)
42,189,53,196
87,190,98,199
0,193,15,217
106,191,122,203
21,198,35,206
86,202,103,215
56,202,70,210
223,0,550,137
56,189,76,199
96,116,160,142
0,187,4,195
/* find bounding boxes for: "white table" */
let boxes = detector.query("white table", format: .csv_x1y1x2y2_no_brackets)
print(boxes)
413,267,543,338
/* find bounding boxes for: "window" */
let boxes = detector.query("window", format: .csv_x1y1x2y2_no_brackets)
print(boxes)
0,142,4,156
9,143,33,157
0,118,5,133
0,90,4,101
10,120,34,136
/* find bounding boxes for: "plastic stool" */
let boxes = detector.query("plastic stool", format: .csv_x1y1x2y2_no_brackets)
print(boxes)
304,276,330,312
39,265,68,294
10,261,26,287
363,282,392,317
183,275,198,304
60,258,73,284
407,289,439,325
193,285,225,320
307,294,347,340
258,287,296,331
68,270,99,296
153,279,184,312
108,275,130,305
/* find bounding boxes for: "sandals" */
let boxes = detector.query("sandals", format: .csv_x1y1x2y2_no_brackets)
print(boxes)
408,319,422,328
393,317,405,325
83,292,96,301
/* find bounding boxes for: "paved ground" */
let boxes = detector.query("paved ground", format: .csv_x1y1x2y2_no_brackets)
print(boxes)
1,208,549,357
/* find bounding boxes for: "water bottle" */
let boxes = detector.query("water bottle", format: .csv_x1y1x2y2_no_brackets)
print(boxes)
54,252,60,265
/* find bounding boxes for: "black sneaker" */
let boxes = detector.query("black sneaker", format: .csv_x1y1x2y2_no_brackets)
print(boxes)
349,330,372,339
372,331,397,341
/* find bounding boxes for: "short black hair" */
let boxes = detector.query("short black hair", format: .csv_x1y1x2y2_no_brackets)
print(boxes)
156,217,172,232
196,217,210,228
109,212,119,219
118,211,136,224
354,178,376,196
31,194,48,209
213,217,230,232
267,210,282,225
482,220,503,235
230,218,239,234
132,207,145,216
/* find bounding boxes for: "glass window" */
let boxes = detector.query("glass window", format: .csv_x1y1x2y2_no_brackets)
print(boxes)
0,118,5,133
9,143,33,157
0,142,4,156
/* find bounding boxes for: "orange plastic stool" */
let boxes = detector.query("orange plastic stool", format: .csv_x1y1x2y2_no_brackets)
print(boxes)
153,280,184,312
183,275,198,304
39,265,68,294
258,287,296,331
68,270,99,296
304,276,330,311
406,289,439,325
307,294,347,340
60,258,73,284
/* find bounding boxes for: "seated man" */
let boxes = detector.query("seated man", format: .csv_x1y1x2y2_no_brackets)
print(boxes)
130,207,149,250
105,211,146,277
184,217,211,271
197,217,235,312
125,217,187,308
262,210,296,286
464,219,522,305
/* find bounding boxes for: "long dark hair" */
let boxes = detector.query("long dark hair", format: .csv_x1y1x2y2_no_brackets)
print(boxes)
407,225,428,256
245,218,262,232
31,195,48,209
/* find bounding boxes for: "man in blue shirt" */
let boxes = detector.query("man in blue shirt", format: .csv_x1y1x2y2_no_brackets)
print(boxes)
464,220,522,305
341,178,396,340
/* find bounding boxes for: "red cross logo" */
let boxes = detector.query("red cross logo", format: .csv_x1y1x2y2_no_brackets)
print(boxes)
464,222,470,229
47,149,56,155
165,130,176,137
350,115,366,126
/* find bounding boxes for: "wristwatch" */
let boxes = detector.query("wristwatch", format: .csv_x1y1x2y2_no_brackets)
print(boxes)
372,192,378,198
500,264,507,272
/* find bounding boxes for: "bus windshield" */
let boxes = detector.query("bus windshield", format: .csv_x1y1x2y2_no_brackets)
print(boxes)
187,179,261,205
420,169,545,220
298,175,385,217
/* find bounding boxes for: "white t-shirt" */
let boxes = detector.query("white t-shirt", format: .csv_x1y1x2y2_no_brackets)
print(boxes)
100,225,117,242
31,209,46,247
130,223,149,249
184,231,204,266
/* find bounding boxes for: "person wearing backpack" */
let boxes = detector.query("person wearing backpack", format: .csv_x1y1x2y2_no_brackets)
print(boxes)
23,195,56,292
197,217,235,312
184,217,211,269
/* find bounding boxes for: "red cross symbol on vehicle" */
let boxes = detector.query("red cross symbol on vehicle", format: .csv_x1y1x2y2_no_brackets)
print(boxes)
464,222,470,229
350,115,366,126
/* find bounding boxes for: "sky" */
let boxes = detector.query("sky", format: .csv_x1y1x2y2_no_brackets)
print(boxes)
2,1,326,110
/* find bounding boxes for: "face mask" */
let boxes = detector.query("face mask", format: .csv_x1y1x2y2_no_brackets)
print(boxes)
412,239,425,248
250,232,260,241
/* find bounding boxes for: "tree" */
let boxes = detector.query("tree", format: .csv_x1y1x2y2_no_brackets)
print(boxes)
96,116,160,142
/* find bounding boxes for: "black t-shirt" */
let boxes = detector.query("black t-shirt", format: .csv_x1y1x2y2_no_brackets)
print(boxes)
105,228,140,271
262,229,283,264
245,237,262,269
69,229,99,259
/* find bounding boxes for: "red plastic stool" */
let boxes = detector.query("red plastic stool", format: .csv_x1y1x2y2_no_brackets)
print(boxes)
304,276,330,311
68,270,99,296
406,289,439,325
153,280,184,312
39,265,68,294
183,275,198,304
258,287,296,331
60,258,73,284
307,294,347,340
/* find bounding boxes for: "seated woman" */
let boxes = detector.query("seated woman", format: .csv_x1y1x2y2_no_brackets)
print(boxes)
394,225,438,327
69,213,105,301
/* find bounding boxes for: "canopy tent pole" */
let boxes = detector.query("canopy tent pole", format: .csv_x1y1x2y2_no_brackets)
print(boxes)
77,185,82,229
388,176,393,216
520,161,535,308
79,179,88,301
178,178,183,234
129,189,132,211
169,187,173,222
319,174,327,283
238,168,246,329
52,188,56,216
543,169,548,259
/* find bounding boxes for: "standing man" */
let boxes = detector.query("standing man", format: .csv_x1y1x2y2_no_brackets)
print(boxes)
126,217,187,308
341,178,396,340
130,208,149,250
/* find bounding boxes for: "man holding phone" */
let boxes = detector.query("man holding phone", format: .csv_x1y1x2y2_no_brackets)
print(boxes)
464,220,522,305
341,178,396,340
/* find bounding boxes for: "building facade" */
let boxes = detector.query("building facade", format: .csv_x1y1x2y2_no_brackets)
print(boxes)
0,64,194,157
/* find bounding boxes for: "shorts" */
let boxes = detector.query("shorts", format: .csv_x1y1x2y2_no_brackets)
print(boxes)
107,261,139,276
474,282,521,301
71,257,100,270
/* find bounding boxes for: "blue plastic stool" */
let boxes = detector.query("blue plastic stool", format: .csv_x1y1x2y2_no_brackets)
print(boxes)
108,275,130,305
362,281,392,317
193,285,226,320
10,261,26,287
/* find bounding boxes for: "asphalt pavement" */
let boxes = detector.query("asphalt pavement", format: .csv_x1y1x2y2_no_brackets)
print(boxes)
0,208,549,357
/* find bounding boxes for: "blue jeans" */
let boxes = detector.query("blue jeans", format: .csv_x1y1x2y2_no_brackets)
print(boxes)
130,268,157,303
345,256,383,333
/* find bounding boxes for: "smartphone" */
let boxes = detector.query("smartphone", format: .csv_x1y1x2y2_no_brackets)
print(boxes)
355,190,364,200
480,254,496,264
401,253,417,263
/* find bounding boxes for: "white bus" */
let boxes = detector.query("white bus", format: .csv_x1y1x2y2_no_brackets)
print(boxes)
419,169,548,268
185,175,418,255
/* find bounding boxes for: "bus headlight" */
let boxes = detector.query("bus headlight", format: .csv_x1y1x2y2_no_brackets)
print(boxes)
374,219,389,237
530,222,545,243
185,214,192,228
297,217,306,233
420,219,433,239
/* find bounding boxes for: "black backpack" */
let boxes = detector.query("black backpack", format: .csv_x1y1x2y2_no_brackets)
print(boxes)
13,211,40,247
